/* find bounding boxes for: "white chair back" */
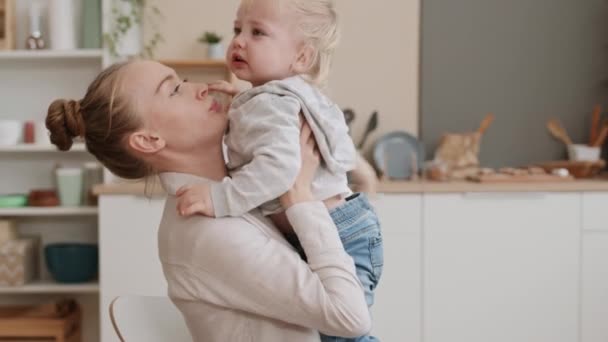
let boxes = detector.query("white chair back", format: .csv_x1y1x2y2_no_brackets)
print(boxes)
110,295,191,342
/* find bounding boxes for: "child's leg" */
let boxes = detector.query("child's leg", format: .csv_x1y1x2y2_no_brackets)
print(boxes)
321,193,384,342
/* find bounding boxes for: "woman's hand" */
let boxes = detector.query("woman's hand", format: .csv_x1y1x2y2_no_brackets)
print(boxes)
280,121,320,209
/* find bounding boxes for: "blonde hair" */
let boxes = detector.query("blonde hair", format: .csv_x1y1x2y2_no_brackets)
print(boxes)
288,0,340,86
46,61,153,179
240,0,340,86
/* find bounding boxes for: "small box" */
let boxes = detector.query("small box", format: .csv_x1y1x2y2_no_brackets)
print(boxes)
0,219,17,245
0,239,38,286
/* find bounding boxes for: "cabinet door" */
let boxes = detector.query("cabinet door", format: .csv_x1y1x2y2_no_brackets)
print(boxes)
424,193,580,342
99,196,167,342
582,233,608,342
370,194,421,342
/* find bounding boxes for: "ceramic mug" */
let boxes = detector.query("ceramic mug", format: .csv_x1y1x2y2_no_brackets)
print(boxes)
55,168,83,206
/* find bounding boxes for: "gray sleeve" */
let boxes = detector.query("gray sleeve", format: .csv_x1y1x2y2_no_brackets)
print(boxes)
210,95,302,217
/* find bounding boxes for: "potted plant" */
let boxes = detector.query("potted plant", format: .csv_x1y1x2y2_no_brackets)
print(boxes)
198,31,224,60
104,0,163,58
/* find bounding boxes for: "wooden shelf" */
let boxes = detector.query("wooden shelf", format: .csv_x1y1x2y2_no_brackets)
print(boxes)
0,143,86,153
157,59,228,68
0,281,99,294
0,49,103,60
0,207,98,217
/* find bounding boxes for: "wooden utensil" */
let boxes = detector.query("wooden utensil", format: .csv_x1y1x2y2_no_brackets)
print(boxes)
358,111,378,149
590,105,601,146
477,113,494,135
592,122,608,147
547,119,573,145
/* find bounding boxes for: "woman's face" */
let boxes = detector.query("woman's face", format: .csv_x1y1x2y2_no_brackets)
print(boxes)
121,60,228,153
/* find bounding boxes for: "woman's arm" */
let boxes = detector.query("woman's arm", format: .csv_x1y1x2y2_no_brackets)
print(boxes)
173,124,370,337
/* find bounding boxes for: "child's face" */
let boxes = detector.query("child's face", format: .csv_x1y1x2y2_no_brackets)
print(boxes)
227,0,304,86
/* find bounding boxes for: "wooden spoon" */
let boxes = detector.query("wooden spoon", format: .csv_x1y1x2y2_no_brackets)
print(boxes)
593,123,608,147
477,113,495,135
547,119,573,145
590,105,601,146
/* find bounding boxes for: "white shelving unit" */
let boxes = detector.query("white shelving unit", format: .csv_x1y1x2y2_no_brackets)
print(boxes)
0,143,87,153
0,1,113,341
0,49,103,60
0,207,98,217
0,281,99,294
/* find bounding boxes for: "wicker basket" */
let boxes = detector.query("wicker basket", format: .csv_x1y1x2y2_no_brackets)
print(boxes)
0,238,38,286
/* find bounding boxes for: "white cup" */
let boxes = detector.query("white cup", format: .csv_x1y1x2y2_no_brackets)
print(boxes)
0,120,23,146
35,121,51,145
567,144,601,161
55,168,83,206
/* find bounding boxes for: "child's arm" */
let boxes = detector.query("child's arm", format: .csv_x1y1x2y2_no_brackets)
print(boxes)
177,94,303,218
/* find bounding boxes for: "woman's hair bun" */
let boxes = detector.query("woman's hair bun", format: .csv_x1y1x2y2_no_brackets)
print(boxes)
46,99,85,151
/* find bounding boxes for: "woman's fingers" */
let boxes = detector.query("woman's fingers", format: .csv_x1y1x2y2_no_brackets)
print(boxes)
300,122,312,141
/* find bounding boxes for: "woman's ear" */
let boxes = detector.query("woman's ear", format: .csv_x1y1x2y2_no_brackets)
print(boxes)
128,130,166,154
293,43,316,74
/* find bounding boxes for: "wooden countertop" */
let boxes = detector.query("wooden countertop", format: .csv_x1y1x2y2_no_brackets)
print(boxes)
94,179,608,196
376,179,608,193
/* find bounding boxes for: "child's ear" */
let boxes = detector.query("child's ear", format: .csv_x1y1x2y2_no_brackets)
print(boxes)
293,43,316,74
128,130,166,154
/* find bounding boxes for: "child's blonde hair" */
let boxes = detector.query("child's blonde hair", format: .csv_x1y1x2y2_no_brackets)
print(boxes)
243,0,340,86
289,0,339,86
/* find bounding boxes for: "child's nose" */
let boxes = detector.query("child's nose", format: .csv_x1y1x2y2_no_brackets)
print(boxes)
232,35,245,48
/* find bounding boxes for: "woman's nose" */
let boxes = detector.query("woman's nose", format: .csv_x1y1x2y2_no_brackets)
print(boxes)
196,83,209,100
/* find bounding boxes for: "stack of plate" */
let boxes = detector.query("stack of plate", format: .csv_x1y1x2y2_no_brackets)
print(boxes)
373,131,424,180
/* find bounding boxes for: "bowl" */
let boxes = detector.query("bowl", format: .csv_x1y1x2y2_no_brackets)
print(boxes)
45,243,98,283
0,120,23,146
0,194,28,208
567,144,601,161
535,160,606,179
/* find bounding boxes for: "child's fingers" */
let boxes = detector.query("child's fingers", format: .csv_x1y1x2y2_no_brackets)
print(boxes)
176,185,190,197
209,81,235,95
176,194,193,214
182,202,206,217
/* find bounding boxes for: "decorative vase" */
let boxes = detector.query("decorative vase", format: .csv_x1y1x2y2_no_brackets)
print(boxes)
82,0,101,49
48,0,77,50
207,43,224,60
114,1,142,57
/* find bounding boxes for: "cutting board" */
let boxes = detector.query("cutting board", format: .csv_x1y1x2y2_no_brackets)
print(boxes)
468,173,575,183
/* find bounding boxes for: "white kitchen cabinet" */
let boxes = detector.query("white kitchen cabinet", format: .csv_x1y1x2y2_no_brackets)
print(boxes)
423,192,580,342
582,193,608,231
99,195,167,342
582,233,608,342
370,194,421,342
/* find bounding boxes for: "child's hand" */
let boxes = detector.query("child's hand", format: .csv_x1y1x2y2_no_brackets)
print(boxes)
176,183,216,217
209,80,239,97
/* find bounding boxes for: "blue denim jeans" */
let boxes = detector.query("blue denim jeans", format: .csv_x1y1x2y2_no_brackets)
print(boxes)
320,193,383,342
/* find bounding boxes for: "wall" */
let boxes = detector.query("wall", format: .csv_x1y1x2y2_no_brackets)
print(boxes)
145,0,420,154
421,0,608,167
